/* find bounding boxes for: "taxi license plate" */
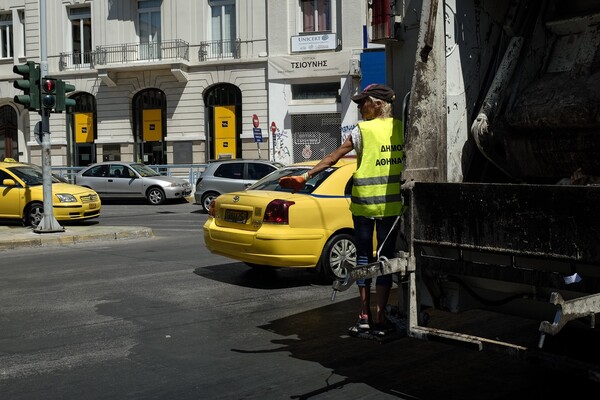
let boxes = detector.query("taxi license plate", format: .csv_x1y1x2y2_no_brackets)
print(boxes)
224,209,248,223
89,203,98,209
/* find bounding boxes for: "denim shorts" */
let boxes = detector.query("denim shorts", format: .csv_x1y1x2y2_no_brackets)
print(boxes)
352,215,399,287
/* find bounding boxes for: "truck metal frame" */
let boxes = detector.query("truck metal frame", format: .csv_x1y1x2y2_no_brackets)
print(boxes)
336,0,600,380
334,182,600,379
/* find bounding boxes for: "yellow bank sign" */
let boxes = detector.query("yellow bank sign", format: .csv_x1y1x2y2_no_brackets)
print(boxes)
75,112,94,143
215,105,236,159
143,109,163,141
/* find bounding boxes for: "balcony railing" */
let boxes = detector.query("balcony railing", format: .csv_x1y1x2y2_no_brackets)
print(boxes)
198,39,241,61
59,39,189,70
57,38,257,70
58,51,94,71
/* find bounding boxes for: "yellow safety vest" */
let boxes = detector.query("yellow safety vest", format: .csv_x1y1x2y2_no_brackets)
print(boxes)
350,118,405,217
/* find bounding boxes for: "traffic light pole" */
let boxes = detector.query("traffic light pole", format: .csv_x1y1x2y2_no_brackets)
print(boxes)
34,0,63,233
34,107,63,233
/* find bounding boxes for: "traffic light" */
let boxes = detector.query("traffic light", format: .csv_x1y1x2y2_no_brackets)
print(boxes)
55,80,77,113
13,61,41,111
40,78,57,111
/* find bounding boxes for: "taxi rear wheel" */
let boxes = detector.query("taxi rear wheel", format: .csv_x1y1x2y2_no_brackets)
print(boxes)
23,202,44,227
319,233,356,282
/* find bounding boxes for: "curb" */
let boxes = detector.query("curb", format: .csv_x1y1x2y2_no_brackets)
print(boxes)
0,227,154,251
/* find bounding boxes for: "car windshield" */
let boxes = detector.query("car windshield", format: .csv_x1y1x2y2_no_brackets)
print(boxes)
130,163,161,177
9,165,62,185
248,166,338,194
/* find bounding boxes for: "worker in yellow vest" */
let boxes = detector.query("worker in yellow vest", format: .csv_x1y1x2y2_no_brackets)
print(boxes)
279,84,405,335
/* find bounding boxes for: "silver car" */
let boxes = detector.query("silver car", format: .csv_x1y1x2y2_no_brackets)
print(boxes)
75,161,192,205
195,159,283,212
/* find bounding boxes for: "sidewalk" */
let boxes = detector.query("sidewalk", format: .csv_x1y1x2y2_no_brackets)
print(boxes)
0,224,154,251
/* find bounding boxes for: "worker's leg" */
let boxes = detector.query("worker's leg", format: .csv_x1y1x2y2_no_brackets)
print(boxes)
373,216,400,325
374,279,392,324
353,215,375,328
358,283,371,318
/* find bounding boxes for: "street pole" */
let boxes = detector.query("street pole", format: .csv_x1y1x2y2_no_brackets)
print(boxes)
34,0,63,233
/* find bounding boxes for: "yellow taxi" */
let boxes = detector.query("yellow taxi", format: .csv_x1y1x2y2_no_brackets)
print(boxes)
0,159,101,226
203,158,377,282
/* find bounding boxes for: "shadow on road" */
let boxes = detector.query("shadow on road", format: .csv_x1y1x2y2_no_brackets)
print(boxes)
234,295,592,399
193,264,600,397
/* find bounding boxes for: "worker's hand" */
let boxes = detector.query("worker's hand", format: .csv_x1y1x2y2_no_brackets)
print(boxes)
279,174,307,193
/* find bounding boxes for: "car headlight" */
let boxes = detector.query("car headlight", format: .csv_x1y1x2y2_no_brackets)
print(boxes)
169,182,182,187
55,193,77,202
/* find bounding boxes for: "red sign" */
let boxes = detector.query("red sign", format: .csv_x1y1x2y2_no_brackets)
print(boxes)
270,121,277,134
252,114,259,128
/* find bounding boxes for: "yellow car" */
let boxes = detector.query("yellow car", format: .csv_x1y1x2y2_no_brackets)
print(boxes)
0,160,101,226
203,158,373,281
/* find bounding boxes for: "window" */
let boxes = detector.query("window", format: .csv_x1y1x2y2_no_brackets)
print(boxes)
83,164,108,177
291,82,340,100
138,0,161,60
210,0,236,58
69,7,92,66
247,163,277,180
301,0,331,33
291,113,341,162
109,165,125,178
0,13,13,59
173,141,193,164
0,170,12,186
102,144,121,162
214,163,243,179
0,105,18,160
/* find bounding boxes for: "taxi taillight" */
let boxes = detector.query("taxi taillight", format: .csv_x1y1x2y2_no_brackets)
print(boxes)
263,199,294,224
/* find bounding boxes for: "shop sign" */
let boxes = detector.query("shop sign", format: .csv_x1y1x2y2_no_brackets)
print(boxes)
268,51,351,79
294,132,321,145
291,33,337,53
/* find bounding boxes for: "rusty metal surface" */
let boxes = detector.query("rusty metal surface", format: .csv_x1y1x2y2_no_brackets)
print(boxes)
410,182,600,264
539,292,600,336
331,255,409,295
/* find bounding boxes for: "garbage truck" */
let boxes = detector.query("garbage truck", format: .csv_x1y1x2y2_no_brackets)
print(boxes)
334,0,600,380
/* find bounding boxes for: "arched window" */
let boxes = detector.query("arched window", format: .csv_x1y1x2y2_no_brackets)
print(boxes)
68,92,97,166
133,88,167,164
204,83,242,160
0,105,18,160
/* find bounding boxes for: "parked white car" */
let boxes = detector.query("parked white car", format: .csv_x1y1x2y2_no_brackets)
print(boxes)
75,161,192,205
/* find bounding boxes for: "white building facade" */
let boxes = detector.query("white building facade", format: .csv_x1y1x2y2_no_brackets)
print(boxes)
267,0,364,165
0,0,366,167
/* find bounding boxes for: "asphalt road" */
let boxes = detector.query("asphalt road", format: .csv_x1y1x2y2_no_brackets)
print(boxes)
0,199,596,399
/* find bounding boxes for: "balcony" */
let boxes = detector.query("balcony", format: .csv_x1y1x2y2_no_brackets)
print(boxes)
59,39,190,71
58,39,251,71
55,38,260,85
198,39,241,61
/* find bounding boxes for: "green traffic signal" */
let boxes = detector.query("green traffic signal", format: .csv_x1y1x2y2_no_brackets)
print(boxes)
13,61,41,111
55,80,77,113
